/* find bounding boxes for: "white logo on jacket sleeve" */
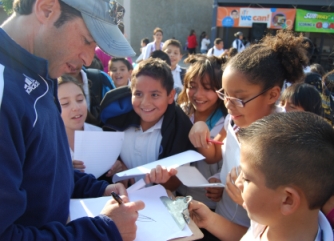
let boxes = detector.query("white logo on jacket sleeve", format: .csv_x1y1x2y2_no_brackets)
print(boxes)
24,75,40,94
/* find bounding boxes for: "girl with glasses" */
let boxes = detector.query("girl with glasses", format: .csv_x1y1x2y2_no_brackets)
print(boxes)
188,31,309,241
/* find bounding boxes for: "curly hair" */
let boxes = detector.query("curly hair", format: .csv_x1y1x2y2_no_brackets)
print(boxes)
227,30,309,90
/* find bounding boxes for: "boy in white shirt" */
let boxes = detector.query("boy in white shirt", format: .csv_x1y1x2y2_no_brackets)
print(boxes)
200,34,210,54
207,38,227,57
189,112,334,241
162,39,186,99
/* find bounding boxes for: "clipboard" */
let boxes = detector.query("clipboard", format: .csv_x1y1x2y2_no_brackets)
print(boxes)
166,190,204,241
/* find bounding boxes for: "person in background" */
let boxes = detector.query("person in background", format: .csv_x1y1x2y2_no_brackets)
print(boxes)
207,38,226,57
302,37,315,74
136,37,150,64
310,63,326,77
187,29,198,55
280,83,322,115
232,31,245,53
199,31,206,51
162,39,186,98
108,58,133,88
0,0,144,240
200,34,211,54
143,27,164,60
150,50,172,66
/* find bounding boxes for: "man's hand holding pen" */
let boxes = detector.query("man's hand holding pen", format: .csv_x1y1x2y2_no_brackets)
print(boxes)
100,184,145,241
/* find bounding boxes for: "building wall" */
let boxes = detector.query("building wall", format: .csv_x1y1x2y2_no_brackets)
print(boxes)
124,0,214,55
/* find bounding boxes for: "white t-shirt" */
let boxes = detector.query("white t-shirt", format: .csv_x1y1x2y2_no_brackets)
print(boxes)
143,42,164,60
120,117,163,182
241,212,333,241
70,123,102,159
207,46,226,57
201,38,211,51
232,39,245,53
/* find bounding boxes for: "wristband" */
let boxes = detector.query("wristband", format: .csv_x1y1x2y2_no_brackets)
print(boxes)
325,208,334,227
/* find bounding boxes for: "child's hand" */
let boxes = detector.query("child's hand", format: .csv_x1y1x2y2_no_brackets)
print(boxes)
206,178,224,202
189,200,213,229
72,160,85,172
225,167,244,206
145,165,178,184
189,121,211,149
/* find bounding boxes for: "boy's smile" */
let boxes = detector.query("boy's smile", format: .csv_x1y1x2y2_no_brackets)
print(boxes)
132,75,174,131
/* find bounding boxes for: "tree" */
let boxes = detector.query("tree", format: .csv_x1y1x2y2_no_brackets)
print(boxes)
2,0,14,15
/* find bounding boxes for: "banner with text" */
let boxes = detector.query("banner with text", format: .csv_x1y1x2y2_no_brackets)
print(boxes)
295,9,334,33
217,7,296,29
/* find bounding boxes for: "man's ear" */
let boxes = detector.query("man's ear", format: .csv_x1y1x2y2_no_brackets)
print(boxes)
267,86,281,105
34,0,60,23
168,89,176,104
280,187,301,216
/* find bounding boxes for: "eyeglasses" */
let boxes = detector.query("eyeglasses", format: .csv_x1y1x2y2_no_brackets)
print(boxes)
108,1,125,25
215,87,272,108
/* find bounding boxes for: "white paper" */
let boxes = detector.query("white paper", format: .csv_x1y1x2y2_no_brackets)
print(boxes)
127,178,146,194
74,131,124,178
70,185,192,241
176,166,224,188
113,150,204,183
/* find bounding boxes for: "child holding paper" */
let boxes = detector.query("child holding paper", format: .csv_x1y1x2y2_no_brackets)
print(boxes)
176,55,227,210
189,112,334,240
100,58,194,189
58,75,124,176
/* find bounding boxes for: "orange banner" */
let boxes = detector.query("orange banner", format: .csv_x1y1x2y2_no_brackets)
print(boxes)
217,7,296,29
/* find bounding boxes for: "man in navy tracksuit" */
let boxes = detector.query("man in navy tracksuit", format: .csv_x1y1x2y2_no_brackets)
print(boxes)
0,0,144,240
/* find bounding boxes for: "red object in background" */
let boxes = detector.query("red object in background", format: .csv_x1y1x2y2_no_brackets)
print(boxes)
187,35,197,49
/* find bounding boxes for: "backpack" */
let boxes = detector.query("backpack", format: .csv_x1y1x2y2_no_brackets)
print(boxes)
83,68,115,121
208,47,214,55
180,67,186,85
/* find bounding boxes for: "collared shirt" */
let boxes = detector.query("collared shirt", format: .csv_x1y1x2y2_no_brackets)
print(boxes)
172,64,183,91
120,117,163,181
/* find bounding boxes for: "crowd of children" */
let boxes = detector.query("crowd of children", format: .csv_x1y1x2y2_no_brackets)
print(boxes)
61,29,334,241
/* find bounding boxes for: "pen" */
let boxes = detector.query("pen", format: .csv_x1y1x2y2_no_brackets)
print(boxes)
111,191,123,205
206,138,224,145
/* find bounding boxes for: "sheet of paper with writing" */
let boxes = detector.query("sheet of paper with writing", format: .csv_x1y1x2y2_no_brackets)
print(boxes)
112,150,204,183
70,185,193,240
74,131,124,178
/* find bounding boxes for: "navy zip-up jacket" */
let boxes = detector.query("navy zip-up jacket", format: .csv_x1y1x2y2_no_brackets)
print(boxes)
0,29,122,240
